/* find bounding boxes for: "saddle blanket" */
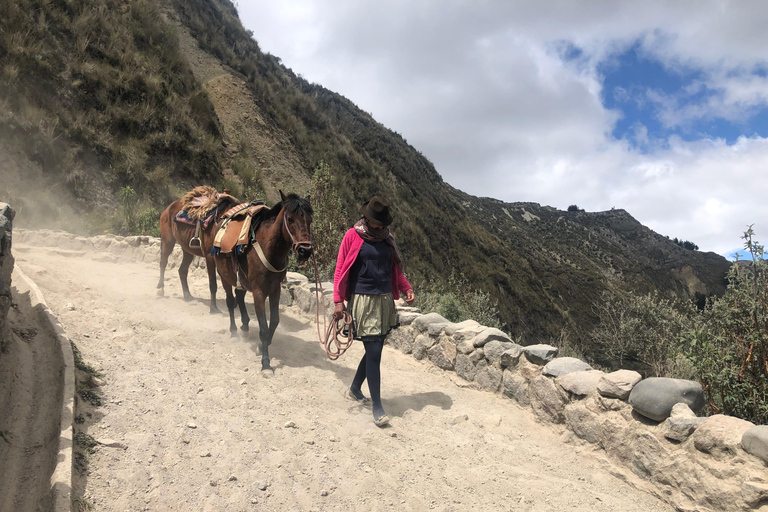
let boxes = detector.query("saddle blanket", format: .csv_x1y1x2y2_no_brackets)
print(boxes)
211,202,268,256
174,209,216,229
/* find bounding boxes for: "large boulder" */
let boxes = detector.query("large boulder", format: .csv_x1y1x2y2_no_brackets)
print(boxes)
523,344,558,365
499,345,524,368
692,414,755,458
628,377,706,422
597,370,642,400
386,326,416,354
741,425,768,464
542,357,593,378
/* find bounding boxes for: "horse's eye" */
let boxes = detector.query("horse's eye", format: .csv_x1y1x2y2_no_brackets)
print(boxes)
288,217,294,223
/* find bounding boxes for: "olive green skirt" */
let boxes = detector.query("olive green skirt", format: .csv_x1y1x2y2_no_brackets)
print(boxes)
348,292,399,341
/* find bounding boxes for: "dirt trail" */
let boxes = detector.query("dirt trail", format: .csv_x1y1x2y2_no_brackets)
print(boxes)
11,240,674,512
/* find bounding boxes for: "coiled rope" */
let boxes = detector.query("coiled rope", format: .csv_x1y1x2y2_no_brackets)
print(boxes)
306,251,355,360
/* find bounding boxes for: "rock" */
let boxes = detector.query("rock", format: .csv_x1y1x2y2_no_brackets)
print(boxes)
502,370,529,406
529,375,566,424
228,475,237,481
97,438,128,450
597,370,642,400
483,340,516,364
523,344,559,365
454,354,477,382
670,403,697,419
471,327,512,347
556,370,604,396
451,414,469,425
284,421,297,429
397,311,421,326
474,363,502,392
456,336,475,354
542,357,593,377
693,414,755,457
428,322,453,336
742,425,768,464
257,481,269,491
187,423,198,429
428,337,457,370
412,334,436,360
662,416,707,442
320,489,329,497
742,481,768,508
499,345,524,368
387,326,415,354
412,312,451,333
628,378,706,422
516,358,543,381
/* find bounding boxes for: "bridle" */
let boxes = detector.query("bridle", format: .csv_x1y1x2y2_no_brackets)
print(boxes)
283,212,312,256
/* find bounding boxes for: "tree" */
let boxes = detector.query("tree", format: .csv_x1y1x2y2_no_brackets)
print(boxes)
306,161,348,280
567,205,584,212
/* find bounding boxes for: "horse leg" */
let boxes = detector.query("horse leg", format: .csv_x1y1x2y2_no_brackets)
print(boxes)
267,288,281,346
251,291,272,370
236,288,250,332
157,216,175,296
205,255,220,314
223,284,238,336
178,251,195,301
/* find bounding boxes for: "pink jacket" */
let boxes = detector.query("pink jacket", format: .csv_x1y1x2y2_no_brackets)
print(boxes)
333,228,412,303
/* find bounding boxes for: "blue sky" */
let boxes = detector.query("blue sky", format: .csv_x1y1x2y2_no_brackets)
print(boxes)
235,1,768,260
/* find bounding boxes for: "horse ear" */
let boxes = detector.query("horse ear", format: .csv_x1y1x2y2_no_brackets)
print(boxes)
279,190,287,202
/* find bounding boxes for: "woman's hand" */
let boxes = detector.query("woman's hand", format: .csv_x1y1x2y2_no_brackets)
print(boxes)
404,289,415,306
332,302,346,320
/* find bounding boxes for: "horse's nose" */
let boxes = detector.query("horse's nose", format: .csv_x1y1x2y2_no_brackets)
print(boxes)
297,245,313,261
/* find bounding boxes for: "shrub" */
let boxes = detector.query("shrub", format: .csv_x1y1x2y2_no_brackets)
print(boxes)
683,226,768,423
416,271,503,329
589,290,695,376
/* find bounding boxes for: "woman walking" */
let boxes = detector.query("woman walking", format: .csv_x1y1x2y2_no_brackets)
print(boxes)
332,196,415,427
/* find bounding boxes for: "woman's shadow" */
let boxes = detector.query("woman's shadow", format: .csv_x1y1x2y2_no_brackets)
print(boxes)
245,313,454,418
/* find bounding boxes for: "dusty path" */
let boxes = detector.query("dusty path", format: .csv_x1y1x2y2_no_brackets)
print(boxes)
12,240,674,512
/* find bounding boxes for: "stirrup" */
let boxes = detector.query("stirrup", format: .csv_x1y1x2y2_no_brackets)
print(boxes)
189,237,201,249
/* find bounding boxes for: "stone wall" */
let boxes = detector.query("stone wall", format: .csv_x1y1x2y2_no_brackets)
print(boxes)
284,275,768,512
0,203,16,346
12,228,768,511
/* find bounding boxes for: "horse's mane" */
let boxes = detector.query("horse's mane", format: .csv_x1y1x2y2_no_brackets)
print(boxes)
251,193,313,234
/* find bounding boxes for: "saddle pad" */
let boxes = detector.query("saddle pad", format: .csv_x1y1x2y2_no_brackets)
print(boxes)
175,209,216,229
213,215,252,255
211,202,269,255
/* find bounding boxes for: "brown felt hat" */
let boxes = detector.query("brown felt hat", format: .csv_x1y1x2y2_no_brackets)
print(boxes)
360,196,393,226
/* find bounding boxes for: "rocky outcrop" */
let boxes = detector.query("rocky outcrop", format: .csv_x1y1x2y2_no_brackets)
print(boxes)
0,203,15,344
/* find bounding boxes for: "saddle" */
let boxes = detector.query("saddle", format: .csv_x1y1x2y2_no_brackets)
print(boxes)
211,201,269,256
174,187,241,249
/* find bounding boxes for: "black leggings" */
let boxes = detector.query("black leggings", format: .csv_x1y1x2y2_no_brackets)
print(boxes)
351,338,385,412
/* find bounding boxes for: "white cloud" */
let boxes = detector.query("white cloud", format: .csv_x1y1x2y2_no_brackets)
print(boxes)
237,1,768,256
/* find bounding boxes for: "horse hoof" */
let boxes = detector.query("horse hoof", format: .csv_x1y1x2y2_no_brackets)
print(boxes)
156,288,164,297
230,330,238,338
261,368,273,377
240,325,249,332
209,308,221,315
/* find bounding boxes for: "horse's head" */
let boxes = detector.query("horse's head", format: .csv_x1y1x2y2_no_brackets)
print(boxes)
280,190,313,262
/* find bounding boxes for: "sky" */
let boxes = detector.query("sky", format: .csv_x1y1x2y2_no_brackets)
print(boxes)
235,0,768,260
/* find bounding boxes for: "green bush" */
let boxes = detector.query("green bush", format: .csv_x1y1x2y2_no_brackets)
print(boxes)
683,227,768,424
589,290,695,376
416,271,503,329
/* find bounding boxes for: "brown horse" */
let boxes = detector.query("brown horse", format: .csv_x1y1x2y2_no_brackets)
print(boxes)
157,188,239,313
213,191,313,371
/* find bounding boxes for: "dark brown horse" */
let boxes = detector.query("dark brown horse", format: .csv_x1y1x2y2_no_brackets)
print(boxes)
213,191,313,371
157,187,239,313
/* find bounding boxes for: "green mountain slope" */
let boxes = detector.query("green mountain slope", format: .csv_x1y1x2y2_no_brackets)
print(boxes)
0,0,731,347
